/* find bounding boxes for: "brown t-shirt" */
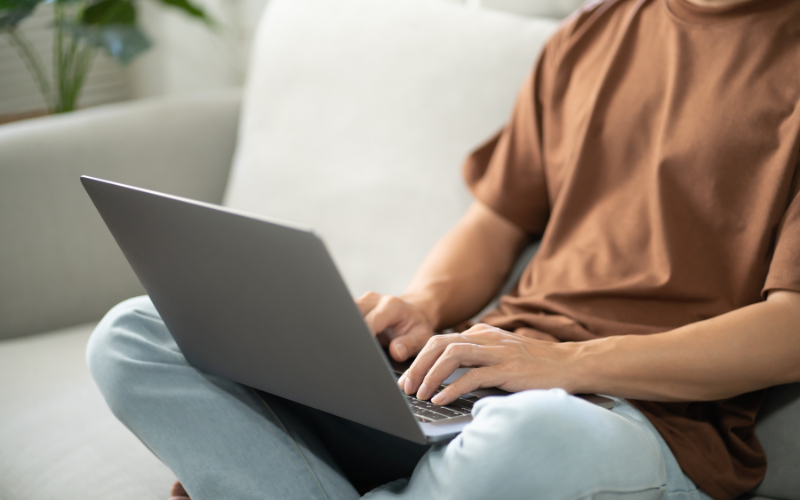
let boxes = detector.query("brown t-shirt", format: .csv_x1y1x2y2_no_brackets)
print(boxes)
463,0,800,498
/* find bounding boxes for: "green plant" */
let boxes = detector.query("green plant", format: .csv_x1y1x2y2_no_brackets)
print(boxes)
0,0,213,113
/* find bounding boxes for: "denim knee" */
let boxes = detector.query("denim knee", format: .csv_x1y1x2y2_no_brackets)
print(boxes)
487,389,607,444
86,295,167,418
465,388,607,465
435,389,662,500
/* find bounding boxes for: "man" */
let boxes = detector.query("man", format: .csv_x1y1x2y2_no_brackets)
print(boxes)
88,0,800,498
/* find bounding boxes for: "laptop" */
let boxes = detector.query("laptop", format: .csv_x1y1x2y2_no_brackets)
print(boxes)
81,176,614,445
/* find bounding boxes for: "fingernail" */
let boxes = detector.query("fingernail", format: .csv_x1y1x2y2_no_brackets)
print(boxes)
397,374,407,389
404,377,413,394
417,382,430,400
432,392,446,405
395,343,408,360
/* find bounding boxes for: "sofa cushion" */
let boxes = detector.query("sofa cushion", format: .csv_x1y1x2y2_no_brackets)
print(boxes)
0,324,175,500
224,0,558,297
751,383,800,500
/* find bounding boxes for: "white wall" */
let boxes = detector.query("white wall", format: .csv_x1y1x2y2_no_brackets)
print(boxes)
129,0,256,98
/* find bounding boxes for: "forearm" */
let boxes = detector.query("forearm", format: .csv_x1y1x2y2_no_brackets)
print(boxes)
402,202,528,331
571,291,800,401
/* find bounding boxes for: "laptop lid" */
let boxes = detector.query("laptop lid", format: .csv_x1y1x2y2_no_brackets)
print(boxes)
81,176,428,444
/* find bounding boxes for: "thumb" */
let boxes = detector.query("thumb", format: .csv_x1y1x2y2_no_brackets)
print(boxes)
389,328,430,362
363,297,404,335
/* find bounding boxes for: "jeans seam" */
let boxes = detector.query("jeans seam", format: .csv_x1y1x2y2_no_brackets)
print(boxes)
248,388,330,500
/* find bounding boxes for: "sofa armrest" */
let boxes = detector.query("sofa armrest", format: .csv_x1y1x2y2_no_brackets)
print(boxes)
0,90,241,340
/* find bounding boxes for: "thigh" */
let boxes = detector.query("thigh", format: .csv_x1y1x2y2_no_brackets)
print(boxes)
265,393,430,494
366,389,705,500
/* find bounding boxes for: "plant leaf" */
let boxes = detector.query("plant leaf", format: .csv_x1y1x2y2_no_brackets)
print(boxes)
61,21,150,64
81,0,135,24
0,0,39,9
156,0,214,26
0,0,42,29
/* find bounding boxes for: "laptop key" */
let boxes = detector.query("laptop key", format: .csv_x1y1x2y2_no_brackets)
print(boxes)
428,405,463,418
414,408,446,420
448,400,473,413
407,394,473,422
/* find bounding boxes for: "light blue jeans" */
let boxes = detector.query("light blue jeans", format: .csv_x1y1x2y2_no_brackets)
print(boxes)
87,296,713,500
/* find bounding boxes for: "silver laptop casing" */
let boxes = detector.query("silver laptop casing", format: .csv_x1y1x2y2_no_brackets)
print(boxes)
82,176,469,444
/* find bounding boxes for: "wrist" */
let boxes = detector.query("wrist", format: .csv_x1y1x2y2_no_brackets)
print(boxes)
399,292,441,330
563,336,617,395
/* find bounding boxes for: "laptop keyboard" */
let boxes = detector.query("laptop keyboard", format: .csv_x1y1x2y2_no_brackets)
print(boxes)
406,392,477,422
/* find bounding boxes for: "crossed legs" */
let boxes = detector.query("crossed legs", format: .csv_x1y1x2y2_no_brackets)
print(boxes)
88,296,710,500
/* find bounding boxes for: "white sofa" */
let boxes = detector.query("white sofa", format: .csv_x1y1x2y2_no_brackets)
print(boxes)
0,0,797,499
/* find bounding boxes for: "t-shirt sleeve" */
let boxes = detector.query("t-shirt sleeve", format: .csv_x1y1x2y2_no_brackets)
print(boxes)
763,169,800,296
462,39,556,235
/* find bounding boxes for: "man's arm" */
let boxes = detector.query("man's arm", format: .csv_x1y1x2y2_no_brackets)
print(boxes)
400,290,800,405
570,289,800,401
357,201,529,362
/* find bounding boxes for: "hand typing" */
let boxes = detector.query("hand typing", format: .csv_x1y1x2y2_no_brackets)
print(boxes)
356,292,436,362
397,324,578,405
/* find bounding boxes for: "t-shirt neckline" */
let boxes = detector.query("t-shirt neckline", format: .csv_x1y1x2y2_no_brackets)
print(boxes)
665,0,790,24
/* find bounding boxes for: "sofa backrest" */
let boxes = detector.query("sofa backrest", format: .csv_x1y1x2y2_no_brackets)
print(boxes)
223,0,558,297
